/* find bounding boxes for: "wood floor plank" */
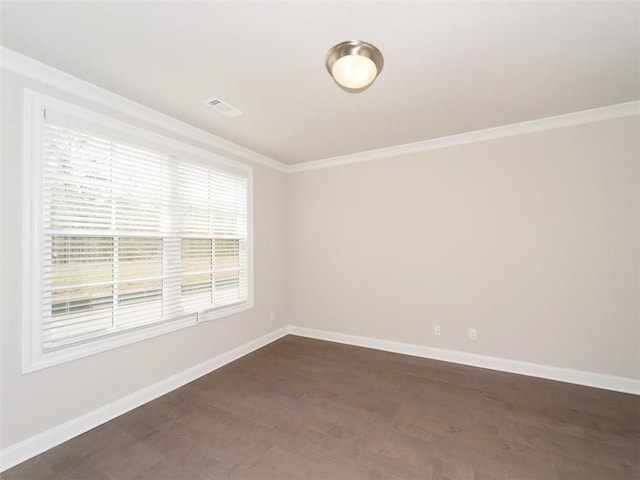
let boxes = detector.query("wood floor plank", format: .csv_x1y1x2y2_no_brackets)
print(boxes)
3,335,638,479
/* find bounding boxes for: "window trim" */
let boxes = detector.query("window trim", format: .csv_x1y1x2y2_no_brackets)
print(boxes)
22,90,254,373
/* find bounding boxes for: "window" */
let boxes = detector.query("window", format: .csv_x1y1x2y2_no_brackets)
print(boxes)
23,92,253,371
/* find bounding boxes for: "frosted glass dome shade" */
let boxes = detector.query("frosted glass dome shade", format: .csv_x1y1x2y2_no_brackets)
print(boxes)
331,55,378,90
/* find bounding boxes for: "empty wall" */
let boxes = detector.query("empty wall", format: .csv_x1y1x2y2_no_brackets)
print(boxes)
287,116,640,379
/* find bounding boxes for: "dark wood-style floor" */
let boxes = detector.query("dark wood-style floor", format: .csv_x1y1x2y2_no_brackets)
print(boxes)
3,335,638,480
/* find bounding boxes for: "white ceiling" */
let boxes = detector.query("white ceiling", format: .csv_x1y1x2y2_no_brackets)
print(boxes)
1,1,638,165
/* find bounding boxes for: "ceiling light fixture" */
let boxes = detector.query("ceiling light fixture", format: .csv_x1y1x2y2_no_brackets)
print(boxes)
325,40,384,93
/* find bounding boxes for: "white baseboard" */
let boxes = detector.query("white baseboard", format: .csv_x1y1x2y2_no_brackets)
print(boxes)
0,326,289,473
288,325,640,395
3,324,638,472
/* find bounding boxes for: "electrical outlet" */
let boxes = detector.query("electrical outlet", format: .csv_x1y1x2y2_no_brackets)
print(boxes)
468,328,477,341
269,312,276,322
434,325,441,336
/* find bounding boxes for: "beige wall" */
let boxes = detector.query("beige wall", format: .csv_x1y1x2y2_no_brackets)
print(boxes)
287,116,640,379
0,70,288,448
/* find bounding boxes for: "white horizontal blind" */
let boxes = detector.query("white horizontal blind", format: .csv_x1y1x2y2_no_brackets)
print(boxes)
42,117,248,351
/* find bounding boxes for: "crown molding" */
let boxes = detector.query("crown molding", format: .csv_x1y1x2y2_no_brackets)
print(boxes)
288,100,640,173
0,47,289,173
2,47,638,175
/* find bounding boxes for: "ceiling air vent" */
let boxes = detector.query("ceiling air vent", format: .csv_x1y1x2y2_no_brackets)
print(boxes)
204,97,243,117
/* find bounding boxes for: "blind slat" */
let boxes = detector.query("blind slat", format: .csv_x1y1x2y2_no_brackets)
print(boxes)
41,119,249,351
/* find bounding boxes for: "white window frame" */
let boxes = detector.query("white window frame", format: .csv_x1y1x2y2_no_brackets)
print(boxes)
22,90,254,373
